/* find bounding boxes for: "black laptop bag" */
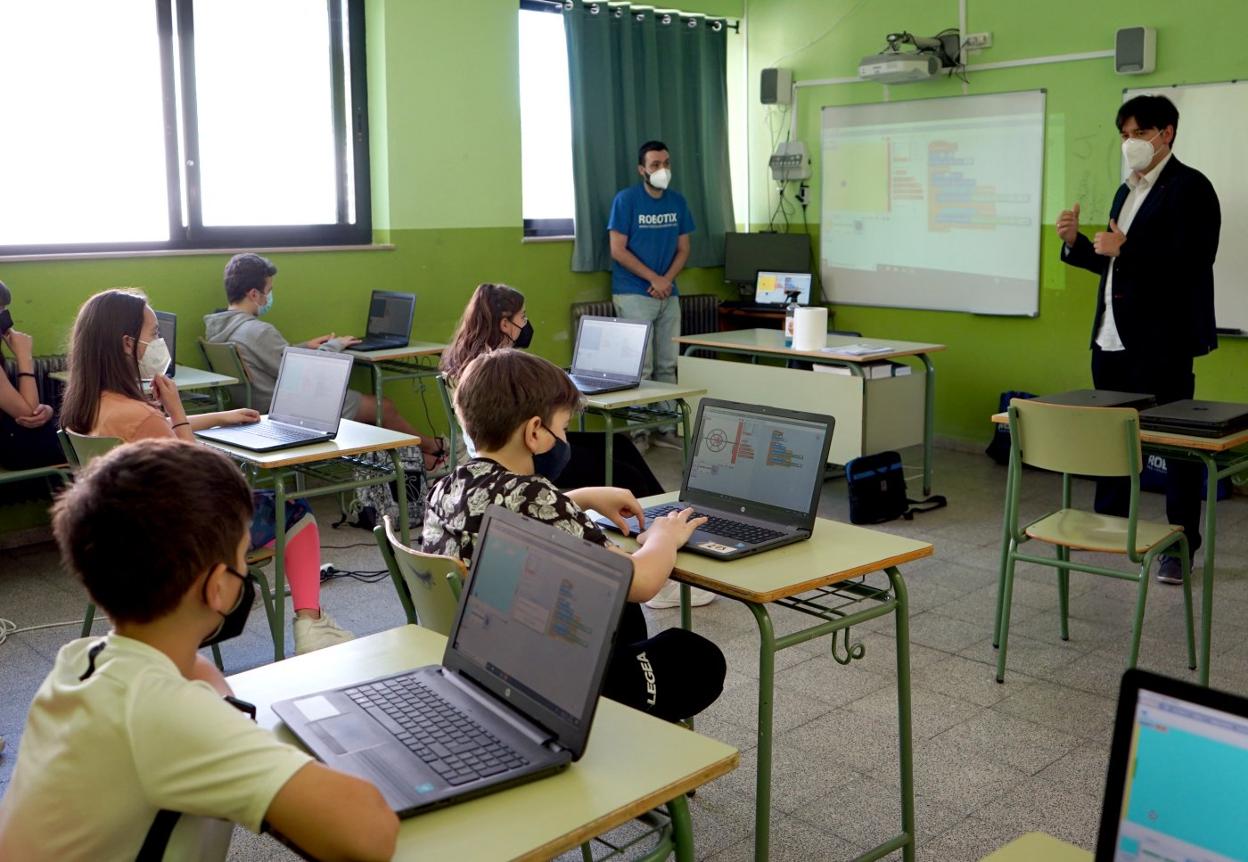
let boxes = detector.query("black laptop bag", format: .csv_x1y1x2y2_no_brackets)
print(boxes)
845,451,947,525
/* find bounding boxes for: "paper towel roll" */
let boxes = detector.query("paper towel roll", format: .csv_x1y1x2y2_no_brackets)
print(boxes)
792,306,828,351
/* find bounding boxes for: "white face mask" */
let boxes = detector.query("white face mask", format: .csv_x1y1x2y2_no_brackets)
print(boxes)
1122,132,1160,173
647,168,671,190
138,336,171,379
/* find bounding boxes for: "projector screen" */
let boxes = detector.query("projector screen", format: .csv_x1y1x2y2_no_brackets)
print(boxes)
820,90,1045,316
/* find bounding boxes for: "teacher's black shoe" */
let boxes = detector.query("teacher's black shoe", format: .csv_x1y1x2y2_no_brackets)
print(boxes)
1156,556,1184,585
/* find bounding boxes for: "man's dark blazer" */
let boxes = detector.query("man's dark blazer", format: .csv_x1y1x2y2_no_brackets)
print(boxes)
1062,155,1220,360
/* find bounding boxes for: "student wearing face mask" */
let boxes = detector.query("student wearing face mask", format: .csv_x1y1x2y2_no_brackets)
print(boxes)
1055,94,1221,586
61,289,354,654
608,140,695,453
422,349,726,723
0,279,63,472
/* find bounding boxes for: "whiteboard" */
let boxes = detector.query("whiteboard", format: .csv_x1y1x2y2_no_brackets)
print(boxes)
1125,81,1248,333
820,90,1045,316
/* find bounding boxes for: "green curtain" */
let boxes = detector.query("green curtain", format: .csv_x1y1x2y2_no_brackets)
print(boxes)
563,1,735,273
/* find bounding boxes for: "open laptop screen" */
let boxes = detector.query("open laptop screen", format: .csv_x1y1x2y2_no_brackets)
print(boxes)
1106,685,1248,860
686,403,829,514
755,271,812,305
154,310,176,378
367,291,416,338
268,349,354,431
572,317,650,379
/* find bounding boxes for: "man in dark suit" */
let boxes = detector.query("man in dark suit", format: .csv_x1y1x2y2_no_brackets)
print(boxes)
1056,94,1220,584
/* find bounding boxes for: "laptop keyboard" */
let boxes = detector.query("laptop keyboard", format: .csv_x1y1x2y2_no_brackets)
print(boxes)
644,503,785,546
232,422,315,443
346,677,529,786
571,375,614,390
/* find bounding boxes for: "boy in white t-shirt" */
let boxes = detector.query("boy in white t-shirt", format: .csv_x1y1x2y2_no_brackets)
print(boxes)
0,439,398,862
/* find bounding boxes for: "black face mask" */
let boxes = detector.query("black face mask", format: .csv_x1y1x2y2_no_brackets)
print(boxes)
533,424,571,482
200,566,254,648
510,320,534,349
0,309,12,336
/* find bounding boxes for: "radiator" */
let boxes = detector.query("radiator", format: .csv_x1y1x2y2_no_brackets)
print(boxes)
4,354,68,408
569,295,720,336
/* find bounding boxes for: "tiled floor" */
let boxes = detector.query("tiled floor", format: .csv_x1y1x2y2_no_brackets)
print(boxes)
3,445,1246,861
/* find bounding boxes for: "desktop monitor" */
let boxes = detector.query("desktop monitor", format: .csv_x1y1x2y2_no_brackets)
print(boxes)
723,232,811,287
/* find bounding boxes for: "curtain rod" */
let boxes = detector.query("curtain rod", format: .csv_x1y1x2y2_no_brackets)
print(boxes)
523,0,741,33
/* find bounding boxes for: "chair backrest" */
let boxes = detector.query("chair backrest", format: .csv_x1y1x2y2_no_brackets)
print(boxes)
435,373,464,464
1009,399,1141,477
59,429,124,468
197,338,253,409
374,514,466,634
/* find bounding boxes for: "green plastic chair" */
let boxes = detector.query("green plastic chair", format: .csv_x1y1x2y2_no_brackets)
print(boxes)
436,373,461,468
993,399,1196,683
58,429,280,669
373,514,464,634
198,337,253,409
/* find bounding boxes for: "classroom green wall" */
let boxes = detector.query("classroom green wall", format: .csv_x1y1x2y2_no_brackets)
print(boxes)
745,0,1248,444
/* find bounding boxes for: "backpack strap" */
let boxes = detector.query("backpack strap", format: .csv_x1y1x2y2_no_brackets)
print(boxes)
902,494,948,520
135,810,182,862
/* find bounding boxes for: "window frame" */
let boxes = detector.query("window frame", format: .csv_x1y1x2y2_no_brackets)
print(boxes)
519,0,574,240
0,0,371,257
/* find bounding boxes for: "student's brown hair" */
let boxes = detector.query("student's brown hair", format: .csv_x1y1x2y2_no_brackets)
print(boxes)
224,253,277,304
440,283,526,383
454,348,582,451
52,438,254,624
60,289,149,434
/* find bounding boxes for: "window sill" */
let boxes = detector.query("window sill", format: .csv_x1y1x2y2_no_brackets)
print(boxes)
520,235,574,244
0,243,396,263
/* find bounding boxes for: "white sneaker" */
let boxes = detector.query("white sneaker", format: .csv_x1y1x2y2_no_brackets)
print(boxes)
294,610,355,655
644,580,716,609
650,431,682,451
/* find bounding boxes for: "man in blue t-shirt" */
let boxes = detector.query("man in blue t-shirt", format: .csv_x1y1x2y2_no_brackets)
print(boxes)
608,140,695,450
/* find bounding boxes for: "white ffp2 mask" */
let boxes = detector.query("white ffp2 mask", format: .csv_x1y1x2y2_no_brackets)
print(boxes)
647,168,671,190
1122,133,1159,173
138,337,171,379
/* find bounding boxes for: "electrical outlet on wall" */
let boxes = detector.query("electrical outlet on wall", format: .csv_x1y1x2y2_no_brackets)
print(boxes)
964,32,992,50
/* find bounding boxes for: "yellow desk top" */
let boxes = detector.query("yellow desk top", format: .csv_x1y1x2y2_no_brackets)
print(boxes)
581,379,708,410
228,625,739,862
615,493,932,603
49,365,237,391
198,419,420,468
347,341,447,362
978,832,1091,861
990,411,1248,453
674,328,946,362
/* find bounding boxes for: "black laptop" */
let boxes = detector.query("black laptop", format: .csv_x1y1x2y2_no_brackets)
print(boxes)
273,506,633,816
353,290,417,352
154,310,177,378
596,399,835,559
1095,669,1248,861
1035,389,1157,410
568,316,651,396
1139,399,1248,439
195,347,353,452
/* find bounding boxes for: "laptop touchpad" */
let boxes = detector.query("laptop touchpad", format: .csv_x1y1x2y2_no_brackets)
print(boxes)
315,713,389,754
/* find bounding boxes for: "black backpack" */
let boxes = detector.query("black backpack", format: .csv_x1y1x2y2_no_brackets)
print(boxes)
985,390,1036,465
845,451,947,525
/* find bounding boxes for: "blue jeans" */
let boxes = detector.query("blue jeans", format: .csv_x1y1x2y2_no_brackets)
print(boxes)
613,293,681,433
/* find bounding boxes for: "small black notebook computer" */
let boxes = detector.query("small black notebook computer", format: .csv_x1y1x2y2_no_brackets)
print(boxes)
1095,669,1248,861
596,398,834,560
568,316,651,396
1139,399,1248,439
353,290,417,352
1035,389,1157,410
274,506,633,816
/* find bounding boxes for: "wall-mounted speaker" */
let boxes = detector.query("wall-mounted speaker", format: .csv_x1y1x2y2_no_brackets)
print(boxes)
1115,27,1156,75
760,68,793,105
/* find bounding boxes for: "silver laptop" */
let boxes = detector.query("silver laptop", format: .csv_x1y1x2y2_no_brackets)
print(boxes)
273,506,633,816
195,347,353,452
353,290,417,352
1096,669,1248,861
569,316,652,395
597,399,835,559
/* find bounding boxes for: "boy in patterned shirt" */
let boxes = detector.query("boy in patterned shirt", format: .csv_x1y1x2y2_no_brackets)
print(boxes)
423,348,726,722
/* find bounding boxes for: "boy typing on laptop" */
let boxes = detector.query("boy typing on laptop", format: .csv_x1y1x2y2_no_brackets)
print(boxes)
0,440,397,862
423,348,726,723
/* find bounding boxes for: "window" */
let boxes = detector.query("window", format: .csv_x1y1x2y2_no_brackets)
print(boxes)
0,0,369,254
518,1,574,238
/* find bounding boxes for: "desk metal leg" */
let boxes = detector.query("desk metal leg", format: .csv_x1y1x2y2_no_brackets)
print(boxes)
272,471,289,663
603,413,615,486
666,793,695,862
1198,451,1218,686
372,366,385,427
213,387,226,411
392,450,410,547
992,460,1015,649
746,603,777,861
888,567,917,862
919,353,935,496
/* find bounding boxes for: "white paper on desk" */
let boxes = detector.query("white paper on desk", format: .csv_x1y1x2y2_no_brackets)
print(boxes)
822,343,892,356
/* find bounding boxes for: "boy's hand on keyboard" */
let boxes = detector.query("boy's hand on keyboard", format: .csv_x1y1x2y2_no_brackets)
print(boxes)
568,486,645,535
636,507,708,548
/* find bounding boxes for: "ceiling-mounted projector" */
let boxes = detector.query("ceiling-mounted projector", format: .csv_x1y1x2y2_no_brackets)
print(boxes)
859,30,959,83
